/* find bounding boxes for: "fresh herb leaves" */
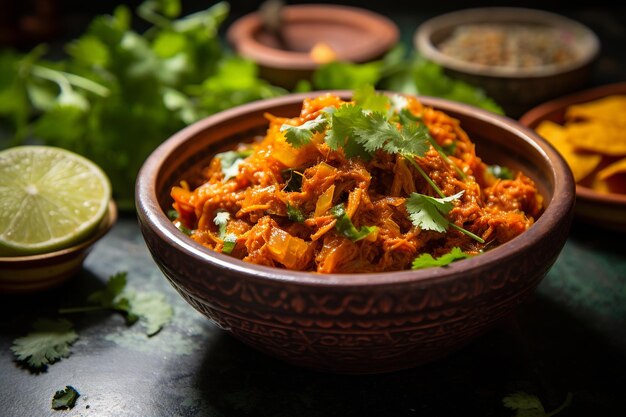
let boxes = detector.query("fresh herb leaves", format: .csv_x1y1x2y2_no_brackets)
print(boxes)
11,319,78,370
406,191,464,233
412,247,472,269
60,272,173,336
503,392,573,417
308,49,503,114
52,386,80,410
126,291,174,337
488,164,514,180
406,191,484,242
280,88,483,243
86,272,140,324
167,209,192,235
281,113,328,147
330,204,377,242
12,271,173,371
286,203,306,223
214,210,237,254
216,149,252,180
0,0,283,207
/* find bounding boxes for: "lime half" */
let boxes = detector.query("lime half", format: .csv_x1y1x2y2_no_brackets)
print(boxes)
0,146,111,256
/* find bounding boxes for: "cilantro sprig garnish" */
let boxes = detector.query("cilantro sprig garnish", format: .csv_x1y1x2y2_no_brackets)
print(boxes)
280,88,483,243
59,272,173,336
281,113,329,147
412,247,472,270
406,192,484,242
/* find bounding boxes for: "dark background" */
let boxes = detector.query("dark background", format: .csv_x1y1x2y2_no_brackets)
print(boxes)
1,0,623,49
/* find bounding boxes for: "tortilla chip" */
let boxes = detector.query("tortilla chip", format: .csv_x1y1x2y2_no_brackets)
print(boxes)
564,121,626,156
566,95,626,126
592,157,626,194
536,120,602,182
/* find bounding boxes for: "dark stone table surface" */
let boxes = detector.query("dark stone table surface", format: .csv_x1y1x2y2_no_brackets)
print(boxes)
1,5,625,417
1,215,625,417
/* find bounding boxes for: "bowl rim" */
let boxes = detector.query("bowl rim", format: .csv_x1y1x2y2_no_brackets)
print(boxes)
0,200,118,264
226,3,399,70
519,81,626,205
415,7,600,79
136,91,574,288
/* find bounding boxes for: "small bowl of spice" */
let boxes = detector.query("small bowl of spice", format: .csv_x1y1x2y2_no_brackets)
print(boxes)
415,8,600,117
227,3,399,89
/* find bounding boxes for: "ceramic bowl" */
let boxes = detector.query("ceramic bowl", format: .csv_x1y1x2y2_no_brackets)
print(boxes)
0,200,117,293
520,82,626,232
136,92,575,374
226,4,399,89
415,7,600,118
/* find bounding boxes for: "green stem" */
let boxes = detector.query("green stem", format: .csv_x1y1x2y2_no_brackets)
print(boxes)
546,393,573,417
137,1,172,28
58,306,106,314
449,223,485,243
32,65,109,97
404,154,484,244
404,154,446,198
428,138,467,179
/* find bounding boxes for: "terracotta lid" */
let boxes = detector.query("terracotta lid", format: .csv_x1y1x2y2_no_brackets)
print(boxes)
226,4,399,88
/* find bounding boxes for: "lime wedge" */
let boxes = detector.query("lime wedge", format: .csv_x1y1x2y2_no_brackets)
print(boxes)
0,146,111,256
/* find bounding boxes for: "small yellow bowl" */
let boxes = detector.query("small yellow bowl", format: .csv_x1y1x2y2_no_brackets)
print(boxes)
0,200,117,293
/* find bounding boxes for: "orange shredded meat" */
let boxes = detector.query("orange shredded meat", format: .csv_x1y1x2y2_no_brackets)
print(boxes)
171,94,543,273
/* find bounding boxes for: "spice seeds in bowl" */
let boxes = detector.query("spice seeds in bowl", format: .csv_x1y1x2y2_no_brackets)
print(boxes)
415,7,600,117
136,90,575,373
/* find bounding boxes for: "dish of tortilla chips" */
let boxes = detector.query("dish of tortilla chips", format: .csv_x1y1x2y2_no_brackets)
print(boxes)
520,83,626,232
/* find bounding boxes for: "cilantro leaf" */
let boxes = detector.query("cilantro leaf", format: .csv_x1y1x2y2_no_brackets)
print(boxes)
286,203,306,223
488,164,514,180
214,210,230,237
503,392,573,417
324,104,370,159
353,84,389,114
126,291,174,336
412,247,472,269
353,111,401,153
11,319,78,370
52,386,80,410
216,150,252,180
406,191,464,233
87,271,128,309
280,113,328,148
214,210,237,254
313,61,382,90
80,272,173,334
168,206,191,235
331,204,377,242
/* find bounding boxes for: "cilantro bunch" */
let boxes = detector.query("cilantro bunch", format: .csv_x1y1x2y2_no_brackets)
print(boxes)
0,0,284,208
302,46,504,115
